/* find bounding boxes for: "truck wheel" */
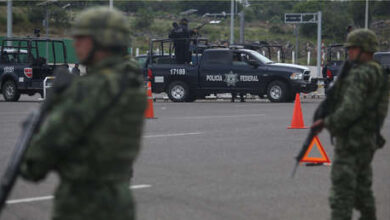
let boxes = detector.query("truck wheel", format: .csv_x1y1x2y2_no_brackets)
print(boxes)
2,80,20,101
267,81,288,102
167,81,190,102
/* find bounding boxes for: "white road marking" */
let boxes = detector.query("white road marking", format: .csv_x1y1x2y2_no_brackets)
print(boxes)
130,184,151,189
6,184,151,205
144,132,202,138
6,195,54,204
170,114,265,120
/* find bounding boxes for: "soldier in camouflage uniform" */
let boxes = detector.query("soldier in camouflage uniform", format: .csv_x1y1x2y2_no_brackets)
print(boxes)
20,7,146,220
312,29,389,220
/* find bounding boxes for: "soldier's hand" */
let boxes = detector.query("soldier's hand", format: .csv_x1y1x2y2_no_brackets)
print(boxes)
311,119,324,135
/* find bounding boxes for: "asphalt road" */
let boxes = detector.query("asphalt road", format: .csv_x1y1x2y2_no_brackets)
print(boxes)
0,94,389,220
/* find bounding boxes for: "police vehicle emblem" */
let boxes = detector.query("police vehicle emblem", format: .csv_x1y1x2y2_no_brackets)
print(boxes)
224,71,239,87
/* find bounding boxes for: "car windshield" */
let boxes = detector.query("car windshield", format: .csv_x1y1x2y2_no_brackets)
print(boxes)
244,49,274,64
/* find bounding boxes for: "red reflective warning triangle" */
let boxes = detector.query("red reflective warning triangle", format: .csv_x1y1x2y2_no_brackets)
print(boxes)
300,136,331,164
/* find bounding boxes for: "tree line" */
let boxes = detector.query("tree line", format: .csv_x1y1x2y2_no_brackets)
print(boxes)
1,0,389,43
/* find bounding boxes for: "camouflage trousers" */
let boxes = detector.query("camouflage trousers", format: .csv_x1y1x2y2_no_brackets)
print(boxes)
330,140,376,220
52,182,135,220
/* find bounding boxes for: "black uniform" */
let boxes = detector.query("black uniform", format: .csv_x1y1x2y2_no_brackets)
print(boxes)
169,20,191,64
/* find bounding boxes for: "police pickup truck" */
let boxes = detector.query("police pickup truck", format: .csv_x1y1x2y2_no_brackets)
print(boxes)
0,38,68,101
147,40,317,102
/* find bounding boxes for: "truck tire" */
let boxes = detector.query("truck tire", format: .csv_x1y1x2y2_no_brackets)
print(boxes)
2,80,20,101
167,81,190,102
267,80,288,103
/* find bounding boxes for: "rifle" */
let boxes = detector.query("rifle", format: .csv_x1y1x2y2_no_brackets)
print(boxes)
291,60,353,178
190,21,209,37
194,21,208,31
0,67,73,215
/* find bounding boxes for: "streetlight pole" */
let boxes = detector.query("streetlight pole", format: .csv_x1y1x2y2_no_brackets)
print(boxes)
239,10,244,44
7,0,13,46
365,0,369,29
45,5,49,58
239,0,249,44
230,0,234,44
316,11,322,78
295,24,299,63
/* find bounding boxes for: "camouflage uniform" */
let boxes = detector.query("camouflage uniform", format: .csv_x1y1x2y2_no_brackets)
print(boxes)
20,7,146,220
323,29,389,220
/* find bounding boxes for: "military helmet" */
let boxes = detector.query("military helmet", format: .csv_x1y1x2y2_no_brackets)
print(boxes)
72,7,131,48
344,29,379,53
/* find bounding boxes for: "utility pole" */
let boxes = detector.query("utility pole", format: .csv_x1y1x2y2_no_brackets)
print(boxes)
295,24,299,63
239,10,244,43
230,0,234,45
7,0,13,46
239,0,249,44
365,0,369,29
316,11,322,78
45,5,49,57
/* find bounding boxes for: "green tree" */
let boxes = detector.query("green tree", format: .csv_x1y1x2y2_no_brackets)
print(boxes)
348,1,367,28
293,1,351,41
27,5,69,26
132,7,154,30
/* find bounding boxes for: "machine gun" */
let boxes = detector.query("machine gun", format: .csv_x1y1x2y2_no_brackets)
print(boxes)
190,21,209,38
291,61,353,178
194,21,208,31
0,67,73,215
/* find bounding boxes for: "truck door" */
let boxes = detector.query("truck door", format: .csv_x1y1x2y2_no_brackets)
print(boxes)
0,48,31,89
231,52,261,90
199,50,233,89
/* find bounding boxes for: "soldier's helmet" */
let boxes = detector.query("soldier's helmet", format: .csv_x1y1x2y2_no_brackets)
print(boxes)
344,29,379,53
72,7,130,48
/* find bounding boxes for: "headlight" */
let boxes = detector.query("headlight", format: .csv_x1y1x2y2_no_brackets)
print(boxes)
290,72,303,80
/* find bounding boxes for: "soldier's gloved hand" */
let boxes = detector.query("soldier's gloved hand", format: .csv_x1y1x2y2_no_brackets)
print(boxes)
311,119,324,135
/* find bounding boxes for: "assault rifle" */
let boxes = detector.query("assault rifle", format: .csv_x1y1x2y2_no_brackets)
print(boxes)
194,21,208,31
190,21,209,38
291,61,353,178
0,67,73,215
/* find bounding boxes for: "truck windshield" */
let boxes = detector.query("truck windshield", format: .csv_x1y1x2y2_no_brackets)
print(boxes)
245,50,274,64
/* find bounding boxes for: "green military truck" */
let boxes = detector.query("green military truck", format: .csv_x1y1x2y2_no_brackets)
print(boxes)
0,38,68,101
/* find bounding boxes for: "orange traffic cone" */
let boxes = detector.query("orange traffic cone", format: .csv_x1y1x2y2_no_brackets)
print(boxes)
288,93,307,129
145,81,155,119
